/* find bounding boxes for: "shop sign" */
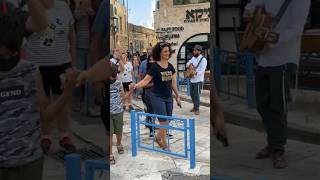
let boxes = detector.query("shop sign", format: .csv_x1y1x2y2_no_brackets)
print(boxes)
184,8,210,23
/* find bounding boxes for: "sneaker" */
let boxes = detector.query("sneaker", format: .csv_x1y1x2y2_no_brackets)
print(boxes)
166,133,174,139
272,151,288,169
195,111,200,115
128,105,135,111
59,136,76,152
87,107,100,117
41,138,52,154
255,145,272,159
149,129,156,137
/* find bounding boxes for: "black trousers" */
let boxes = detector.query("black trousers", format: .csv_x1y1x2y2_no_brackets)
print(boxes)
255,64,292,153
142,88,154,133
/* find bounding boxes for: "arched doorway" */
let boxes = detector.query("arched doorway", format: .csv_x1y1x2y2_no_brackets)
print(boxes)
176,33,210,79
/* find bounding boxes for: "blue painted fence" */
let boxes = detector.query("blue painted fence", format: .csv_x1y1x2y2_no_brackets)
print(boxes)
213,48,256,108
131,110,196,169
177,77,190,96
65,154,108,180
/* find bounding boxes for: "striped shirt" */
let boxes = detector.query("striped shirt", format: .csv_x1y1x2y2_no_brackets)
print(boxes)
25,1,74,66
110,80,123,114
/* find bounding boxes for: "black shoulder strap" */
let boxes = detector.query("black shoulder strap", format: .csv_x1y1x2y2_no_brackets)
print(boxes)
272,0,293,29
195,56,205,69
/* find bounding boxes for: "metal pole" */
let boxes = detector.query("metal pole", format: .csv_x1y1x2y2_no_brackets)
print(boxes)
189,118,196,169
85,160,108,180
131,110,137,156
65,154,81,180
127,0,129,51
113,31,116,49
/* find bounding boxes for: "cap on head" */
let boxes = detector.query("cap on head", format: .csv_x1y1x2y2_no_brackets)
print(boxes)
193,44,203,52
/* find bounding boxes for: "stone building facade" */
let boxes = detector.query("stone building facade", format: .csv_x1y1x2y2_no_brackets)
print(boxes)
154,0,210,78
110,0,128,50
128,23,157,54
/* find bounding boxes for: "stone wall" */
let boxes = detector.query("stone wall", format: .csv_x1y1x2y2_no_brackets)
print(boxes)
128,23,157,54
154,0,210,69
110,0,128,51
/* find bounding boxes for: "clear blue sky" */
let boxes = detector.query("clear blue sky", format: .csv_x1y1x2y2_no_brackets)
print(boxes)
128,0,155,29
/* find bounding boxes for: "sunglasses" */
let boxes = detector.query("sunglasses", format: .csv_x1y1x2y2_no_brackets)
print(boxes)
159,42,170,47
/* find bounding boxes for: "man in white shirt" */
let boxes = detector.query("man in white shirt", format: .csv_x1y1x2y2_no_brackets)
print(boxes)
244,0,310,169
110,48,124,72
186,45,207,115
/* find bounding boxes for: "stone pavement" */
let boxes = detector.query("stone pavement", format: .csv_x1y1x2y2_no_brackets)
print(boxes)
110,98,210,179
212,123,320,180
42,97,210,180
179,88,320,145
42,126,102,180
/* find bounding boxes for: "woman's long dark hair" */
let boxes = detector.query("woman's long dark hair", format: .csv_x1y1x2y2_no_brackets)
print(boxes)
0,0,26,53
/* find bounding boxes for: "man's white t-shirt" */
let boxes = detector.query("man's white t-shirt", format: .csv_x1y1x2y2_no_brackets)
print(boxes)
186,55,208,83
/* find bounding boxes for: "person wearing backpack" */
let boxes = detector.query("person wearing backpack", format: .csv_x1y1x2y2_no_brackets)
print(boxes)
186,44,207,115
243,0,310,168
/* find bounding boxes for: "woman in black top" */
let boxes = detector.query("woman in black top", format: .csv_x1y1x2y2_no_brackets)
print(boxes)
132,42,181,150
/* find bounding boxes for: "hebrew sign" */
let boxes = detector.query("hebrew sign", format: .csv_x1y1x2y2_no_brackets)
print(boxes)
184,8,210,23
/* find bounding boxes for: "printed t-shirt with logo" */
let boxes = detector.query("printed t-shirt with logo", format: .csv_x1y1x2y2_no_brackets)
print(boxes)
147,63,176,99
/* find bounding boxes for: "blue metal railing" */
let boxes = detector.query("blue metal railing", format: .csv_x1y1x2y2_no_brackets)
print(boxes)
65,154,108,180
177,77,190,96
211,176,268,180
214,48,256,108
131,110,196,169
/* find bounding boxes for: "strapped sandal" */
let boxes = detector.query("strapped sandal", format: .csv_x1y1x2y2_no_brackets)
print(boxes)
155,136,169,151
117,144,124,154
110,155,116,165
155,136,165,149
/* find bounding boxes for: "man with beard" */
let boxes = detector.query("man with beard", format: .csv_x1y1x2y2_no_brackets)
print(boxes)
186,45,207,115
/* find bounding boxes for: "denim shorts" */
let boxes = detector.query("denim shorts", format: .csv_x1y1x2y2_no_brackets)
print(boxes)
150,93,173,122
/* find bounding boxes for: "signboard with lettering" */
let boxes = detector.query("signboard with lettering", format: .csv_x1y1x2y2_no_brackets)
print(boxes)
184,8,210,23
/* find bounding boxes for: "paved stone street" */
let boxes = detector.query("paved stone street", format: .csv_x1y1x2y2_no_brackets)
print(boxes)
110,99,210,179
212,124,320,180
41,96,210,180
41,88,320,180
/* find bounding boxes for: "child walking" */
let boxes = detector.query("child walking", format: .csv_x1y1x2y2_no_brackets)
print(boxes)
109,64,132,165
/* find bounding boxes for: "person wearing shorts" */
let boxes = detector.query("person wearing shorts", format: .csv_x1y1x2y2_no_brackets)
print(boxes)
25,0,77,153
131,42,181,150
119,52,134,110
109,64,131,165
